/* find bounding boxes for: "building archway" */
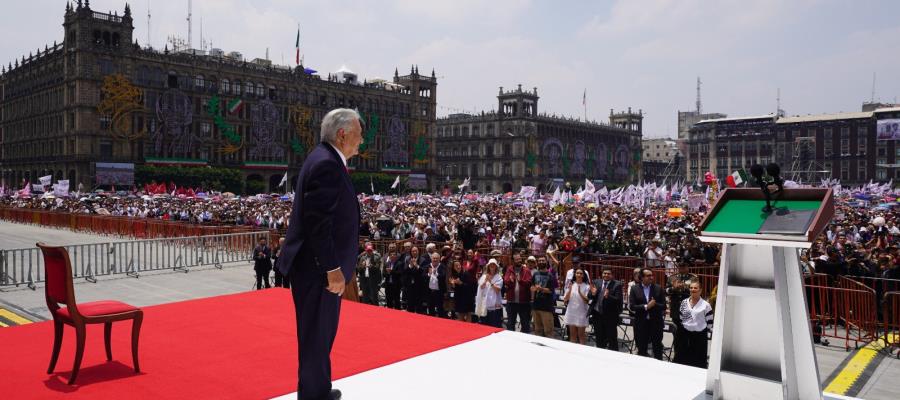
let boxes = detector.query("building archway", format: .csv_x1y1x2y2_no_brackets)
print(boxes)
502,182,513,193
269,174,284,193
246,174,265,195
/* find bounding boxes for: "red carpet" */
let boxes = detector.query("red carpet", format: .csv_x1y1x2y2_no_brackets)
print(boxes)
0,290,501,399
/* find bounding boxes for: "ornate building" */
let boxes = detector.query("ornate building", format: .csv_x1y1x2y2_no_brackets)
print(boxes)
685,105,900,185
0,2,437,191
434,85,643,193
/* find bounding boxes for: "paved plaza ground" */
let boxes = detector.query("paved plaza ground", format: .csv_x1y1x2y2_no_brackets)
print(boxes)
0,221,897,399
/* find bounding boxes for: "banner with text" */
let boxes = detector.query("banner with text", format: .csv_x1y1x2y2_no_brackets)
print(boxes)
876,119,900,140
95,163,135,186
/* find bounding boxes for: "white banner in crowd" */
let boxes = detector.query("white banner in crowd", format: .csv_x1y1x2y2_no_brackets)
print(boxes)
31,184,44,193
518,186,536,199
54,180,70,197
39,175,52,187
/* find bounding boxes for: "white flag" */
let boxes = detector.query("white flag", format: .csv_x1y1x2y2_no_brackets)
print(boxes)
278,172,288,187
518,185,536,199
457,177,470,190
551,187,561,205
391,175,401,189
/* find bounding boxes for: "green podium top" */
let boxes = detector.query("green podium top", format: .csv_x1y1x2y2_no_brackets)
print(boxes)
703,199,823,235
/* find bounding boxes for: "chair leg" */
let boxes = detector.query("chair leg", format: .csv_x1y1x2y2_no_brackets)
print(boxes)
131,312,143,373
47,319,64,374
104,322,113,361
69,324,86,385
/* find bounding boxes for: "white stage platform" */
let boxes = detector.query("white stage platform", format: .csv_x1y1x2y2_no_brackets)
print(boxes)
273,330,861,400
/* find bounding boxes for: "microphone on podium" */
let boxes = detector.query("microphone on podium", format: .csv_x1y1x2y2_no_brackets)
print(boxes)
750,163,784,213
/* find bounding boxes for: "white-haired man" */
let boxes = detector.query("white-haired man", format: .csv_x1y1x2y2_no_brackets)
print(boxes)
277,108,362,400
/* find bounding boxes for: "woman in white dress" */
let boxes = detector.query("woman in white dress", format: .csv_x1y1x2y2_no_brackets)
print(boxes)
563,268,590,344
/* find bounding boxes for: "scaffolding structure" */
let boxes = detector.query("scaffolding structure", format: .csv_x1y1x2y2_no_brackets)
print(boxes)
787,136,828,184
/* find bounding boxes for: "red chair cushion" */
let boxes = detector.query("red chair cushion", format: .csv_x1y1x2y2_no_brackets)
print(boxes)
57,300,140,319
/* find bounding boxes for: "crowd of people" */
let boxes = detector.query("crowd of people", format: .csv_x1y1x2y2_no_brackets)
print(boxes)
4,184,900,365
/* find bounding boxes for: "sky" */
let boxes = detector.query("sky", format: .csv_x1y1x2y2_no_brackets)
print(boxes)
2,0,900,138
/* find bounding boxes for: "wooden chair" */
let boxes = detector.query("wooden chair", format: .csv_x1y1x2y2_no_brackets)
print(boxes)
37,242,143,385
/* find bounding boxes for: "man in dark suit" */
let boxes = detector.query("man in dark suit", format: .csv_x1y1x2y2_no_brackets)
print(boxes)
589,267,622,351
629,268,666,359
276,108,363,400
253,237,273,290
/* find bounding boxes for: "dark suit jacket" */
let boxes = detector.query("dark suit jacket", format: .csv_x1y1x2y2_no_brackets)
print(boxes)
588,278,623,316
628,282,666,321
277,143,360,281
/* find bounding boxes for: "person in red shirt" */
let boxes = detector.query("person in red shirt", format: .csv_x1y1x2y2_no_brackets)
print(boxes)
503,255,533,333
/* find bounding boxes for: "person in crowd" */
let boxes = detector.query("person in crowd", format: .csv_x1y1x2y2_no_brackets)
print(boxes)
448,259,476,322
625,267,642,311
253,237,272,290
589,267,623,351
356,242,383,306
629,268,666,359
667,261,697,318
672,281,713,368
425,252,447,318
643,239,663,268
272,237,289,288
503,253,533,333
382,243,402,309
402,245,428,314
563,268,591,344
476,259,503,328
531,256,557,338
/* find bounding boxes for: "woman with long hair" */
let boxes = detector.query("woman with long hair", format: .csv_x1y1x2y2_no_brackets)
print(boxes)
563,268,590,344
673,281,713,368
449,259,476,322
476,259,503,327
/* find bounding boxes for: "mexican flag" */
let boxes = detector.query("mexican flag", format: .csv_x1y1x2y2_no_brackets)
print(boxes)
731,169,748,186
227,99,244,115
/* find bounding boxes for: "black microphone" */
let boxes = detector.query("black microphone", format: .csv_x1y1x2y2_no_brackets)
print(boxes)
750,164,765,187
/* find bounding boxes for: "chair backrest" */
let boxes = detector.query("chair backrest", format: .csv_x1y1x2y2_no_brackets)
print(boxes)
36,243,76,312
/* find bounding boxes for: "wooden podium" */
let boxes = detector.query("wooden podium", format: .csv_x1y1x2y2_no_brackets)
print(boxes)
698,188,834,400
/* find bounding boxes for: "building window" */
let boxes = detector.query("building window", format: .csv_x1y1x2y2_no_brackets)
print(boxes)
841,127,850,138
841,161,849,181
877,168,887,180
858,136,867,155
824,139,832,157
99,140,113,158
859,166,867,181
841,139,849,155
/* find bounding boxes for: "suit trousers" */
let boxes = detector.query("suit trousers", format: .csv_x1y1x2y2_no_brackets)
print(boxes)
592,312,619,351
256,268,272,290
291,270,342,399
385,283,401,309
427,290,445,317
505,302,532,333
634,316,664,359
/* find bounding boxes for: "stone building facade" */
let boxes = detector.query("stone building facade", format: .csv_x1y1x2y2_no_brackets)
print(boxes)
434,85,643,193
685,105,900,185
0,2,436,191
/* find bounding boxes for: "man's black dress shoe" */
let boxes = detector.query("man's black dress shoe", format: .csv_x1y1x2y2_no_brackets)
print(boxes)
327,389,342,400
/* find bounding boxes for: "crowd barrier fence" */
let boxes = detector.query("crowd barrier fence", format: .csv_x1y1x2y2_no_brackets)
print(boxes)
0,231,269,291
882,291,900,355
0,207,272,240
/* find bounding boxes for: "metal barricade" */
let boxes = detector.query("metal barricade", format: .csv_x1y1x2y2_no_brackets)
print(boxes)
882,291,900,355
0,231,267,291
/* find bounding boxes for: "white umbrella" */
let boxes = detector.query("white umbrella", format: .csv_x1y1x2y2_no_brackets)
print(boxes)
445,202,458,208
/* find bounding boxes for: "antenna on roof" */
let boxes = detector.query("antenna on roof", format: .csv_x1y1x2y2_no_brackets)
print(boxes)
146,0,151,48
776,87,783,117
696,76,702,114
187,0,192,50
871,72,876,103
